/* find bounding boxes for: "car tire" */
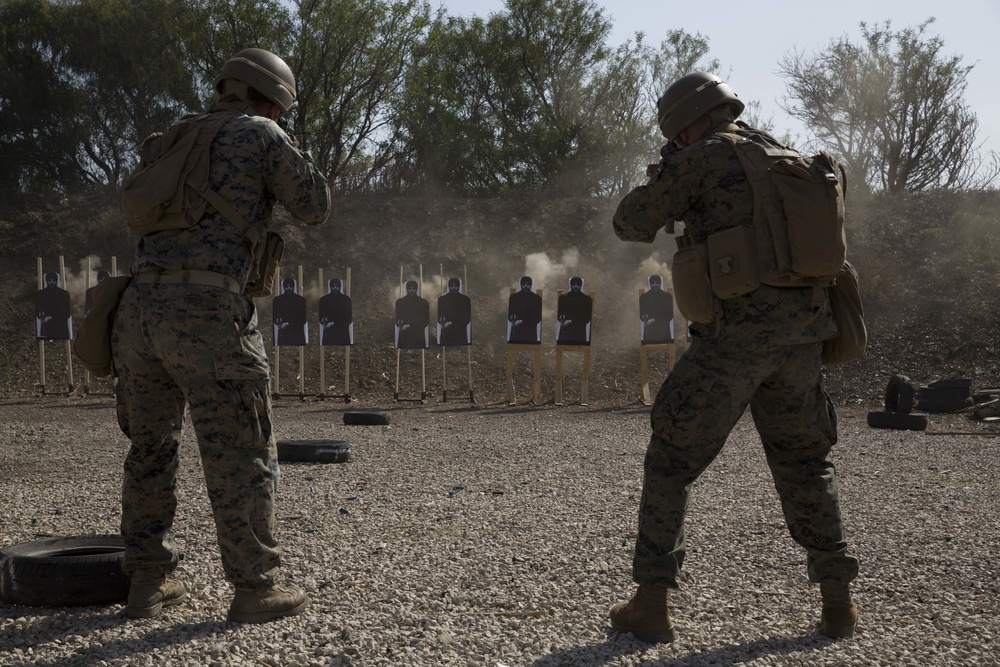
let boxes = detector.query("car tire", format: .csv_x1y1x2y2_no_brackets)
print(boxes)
343,410,390,426
884,375,914,413
867,410,929,431
917,386,971,402
0,535,128,607
277,439,351,464
928,377,973,390
916,397,975,413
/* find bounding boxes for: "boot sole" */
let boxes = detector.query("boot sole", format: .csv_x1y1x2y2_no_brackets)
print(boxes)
611,621,677,644
125,591,187,619
821,620,856,638
226,598,309,624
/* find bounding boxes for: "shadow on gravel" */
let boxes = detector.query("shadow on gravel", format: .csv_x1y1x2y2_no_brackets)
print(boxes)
526,630,836,666
15,615,228,667
1,606,129,656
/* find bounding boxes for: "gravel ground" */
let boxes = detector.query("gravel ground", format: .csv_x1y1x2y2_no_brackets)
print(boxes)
0,394,998,667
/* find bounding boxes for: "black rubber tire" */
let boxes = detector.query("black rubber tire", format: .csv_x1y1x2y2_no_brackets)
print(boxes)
884,375,914,413
343,410,390,426
917,397,974,413
277,439,351,463
867,410,928,431
928,377,972,390
0,535,128,607
918,385,971,401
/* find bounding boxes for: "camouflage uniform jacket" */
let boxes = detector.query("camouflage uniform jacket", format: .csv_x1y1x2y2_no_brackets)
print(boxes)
130,104,330,288
613,126,837,346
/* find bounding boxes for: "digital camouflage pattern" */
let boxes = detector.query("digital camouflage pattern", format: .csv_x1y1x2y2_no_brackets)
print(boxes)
130,104,329,287
114,107,330,587
613,124,858,589
615,125,837,344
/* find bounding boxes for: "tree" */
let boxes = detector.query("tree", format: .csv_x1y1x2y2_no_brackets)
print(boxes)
395,0,717,196
0,0,86,196
187,0,295,97
60,0,205,187
779,19,999,193
397,0,619,195
0,0,204,194
288,0,430,190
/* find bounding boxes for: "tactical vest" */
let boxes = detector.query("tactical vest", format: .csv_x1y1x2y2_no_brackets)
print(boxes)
120,103,282,297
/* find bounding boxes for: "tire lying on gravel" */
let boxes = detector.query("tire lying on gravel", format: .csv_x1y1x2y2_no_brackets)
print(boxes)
277,439,351,464
867,410,929,431
884,374,915,413
917,397,975,413
0,535,128,607
343,410,390,426
928,377,973,390
918,385,972,402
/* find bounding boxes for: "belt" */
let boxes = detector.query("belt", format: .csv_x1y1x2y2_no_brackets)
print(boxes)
134,270,242,294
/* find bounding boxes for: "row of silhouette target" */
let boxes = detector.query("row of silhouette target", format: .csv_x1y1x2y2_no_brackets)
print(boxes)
275,273,679,349
33,271,679,348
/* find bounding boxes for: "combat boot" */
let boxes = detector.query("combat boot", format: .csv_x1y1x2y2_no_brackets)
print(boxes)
126,569,188,618
227,583,309,623
609,585,676,643
820,581,858,638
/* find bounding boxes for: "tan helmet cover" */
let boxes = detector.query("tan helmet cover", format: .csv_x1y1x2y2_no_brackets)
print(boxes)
213,48,296,113
656,71,744,141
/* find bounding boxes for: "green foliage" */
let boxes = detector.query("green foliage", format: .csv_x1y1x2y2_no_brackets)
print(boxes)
779,19,999,193
290,0,430,187
187,0,295,96
4,3,993,200
394,0,715,195
0,0,204,193
0,0,88,196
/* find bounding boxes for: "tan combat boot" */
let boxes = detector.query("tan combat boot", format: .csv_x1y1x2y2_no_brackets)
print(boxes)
609,585,676,643
126,569,188,618
820,581,858,638
227,583,309,623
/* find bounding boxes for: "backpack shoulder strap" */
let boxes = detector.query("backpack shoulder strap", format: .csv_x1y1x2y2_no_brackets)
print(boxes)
716,132,795,283
183,110,261,248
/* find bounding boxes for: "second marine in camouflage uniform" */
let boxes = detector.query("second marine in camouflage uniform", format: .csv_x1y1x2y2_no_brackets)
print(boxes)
609,72,859,643
113,49,330,623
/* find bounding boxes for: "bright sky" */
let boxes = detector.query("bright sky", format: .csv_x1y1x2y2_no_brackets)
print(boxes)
437,0,1000,169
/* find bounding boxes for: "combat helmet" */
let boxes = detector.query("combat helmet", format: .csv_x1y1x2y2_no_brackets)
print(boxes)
213,48,296,113
656,71,744,141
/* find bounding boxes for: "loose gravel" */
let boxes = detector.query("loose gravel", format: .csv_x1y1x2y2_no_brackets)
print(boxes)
1,395,998,666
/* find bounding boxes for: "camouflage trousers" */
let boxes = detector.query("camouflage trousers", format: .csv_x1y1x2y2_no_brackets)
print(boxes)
634,335,859,588
112,283,281,589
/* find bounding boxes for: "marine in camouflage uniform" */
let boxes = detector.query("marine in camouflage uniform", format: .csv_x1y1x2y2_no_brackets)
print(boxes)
610,72,858,642
112,49,330,622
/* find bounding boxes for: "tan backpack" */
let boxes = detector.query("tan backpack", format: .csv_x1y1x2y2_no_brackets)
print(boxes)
72,275,133,377
675,130,866,364
715,131,865,364
122,110,252,238
716,131,847,287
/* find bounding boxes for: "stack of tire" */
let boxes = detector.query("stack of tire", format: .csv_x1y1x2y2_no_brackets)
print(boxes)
916,378,975,413
868,374,929,431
